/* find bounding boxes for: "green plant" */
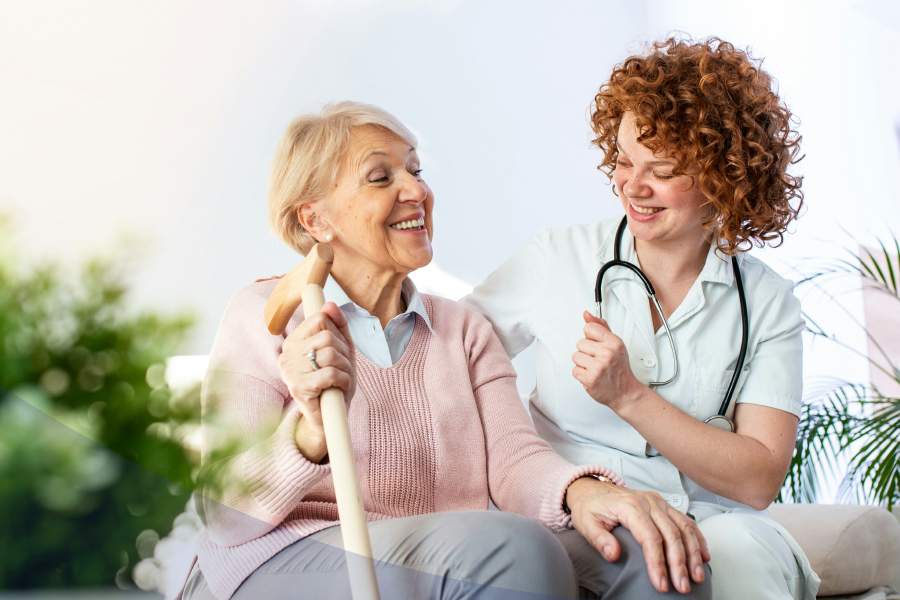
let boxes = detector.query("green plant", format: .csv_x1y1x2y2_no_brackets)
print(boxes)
0,218,201,589
780,234,900,508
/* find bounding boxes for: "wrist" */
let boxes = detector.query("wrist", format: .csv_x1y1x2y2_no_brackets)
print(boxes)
294,417,328,464
564,475,617,515
612,381,649,420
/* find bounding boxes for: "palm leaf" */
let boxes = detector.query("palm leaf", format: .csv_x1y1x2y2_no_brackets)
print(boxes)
876,238,897,294
840,394,900,506
782,231,900,508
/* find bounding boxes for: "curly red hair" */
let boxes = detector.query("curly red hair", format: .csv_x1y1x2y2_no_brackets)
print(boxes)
591,37,804,255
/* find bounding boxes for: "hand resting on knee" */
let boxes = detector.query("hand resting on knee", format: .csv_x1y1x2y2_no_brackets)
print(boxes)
566,477,711,595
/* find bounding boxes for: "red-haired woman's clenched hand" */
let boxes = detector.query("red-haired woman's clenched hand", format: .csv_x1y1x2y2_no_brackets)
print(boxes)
572,311,645,413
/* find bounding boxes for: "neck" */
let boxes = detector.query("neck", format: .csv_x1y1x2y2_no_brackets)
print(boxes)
330,257,408,328
633,234,710,289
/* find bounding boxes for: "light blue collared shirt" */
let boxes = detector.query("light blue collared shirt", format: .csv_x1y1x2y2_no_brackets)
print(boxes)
323,277,433,367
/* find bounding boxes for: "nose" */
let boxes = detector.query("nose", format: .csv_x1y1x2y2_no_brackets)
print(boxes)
621,171,650,199
398,170,429,204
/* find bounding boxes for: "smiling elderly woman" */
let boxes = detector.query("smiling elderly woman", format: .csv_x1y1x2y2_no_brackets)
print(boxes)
180,102,711,600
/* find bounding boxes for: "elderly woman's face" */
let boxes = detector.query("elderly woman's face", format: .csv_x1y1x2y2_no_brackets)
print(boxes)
321,126,434,274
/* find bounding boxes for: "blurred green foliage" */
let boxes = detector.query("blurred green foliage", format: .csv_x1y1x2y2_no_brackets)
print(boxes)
780,235,900,508
0,219,200,589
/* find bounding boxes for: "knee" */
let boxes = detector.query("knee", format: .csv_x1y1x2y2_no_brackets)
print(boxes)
469,512,571,564
612,527,712,600
698,513,799,598
699,514,765,561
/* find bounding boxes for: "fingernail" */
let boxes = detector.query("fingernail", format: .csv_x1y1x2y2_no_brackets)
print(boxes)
681,576,689,592
659,576,668,592
602,545,613,558
694,565,704,580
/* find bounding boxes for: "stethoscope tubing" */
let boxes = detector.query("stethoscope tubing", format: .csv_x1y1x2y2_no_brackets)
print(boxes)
595,259,679,387
721,250,749,417
594,216,749,421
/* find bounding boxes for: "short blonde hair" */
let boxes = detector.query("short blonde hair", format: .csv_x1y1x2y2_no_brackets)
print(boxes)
268,101,418,255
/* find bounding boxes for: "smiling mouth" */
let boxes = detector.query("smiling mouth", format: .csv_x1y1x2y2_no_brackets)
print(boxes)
390,217,426,231
630,203,664,215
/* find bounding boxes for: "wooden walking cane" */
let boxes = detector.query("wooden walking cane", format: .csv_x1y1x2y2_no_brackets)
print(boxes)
263,243,381,600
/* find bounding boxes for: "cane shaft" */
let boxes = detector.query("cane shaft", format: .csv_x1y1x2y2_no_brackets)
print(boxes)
300,283,380,600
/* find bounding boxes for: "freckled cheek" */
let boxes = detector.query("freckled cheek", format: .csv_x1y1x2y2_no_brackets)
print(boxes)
661,188,691,212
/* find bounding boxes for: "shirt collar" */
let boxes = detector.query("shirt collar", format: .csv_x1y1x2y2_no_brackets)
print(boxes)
596,220,741,288
401,277,434,332
323,276,434,333
698,241,741,287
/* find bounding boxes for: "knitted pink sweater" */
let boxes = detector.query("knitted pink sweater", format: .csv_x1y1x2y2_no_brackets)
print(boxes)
192,280,624,600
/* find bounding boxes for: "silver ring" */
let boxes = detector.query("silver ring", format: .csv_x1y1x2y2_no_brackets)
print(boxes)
307,348,319,371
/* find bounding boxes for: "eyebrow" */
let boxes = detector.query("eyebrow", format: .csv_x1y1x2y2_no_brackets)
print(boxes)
616,148,675,166
361,150,388,161
361,146,417,162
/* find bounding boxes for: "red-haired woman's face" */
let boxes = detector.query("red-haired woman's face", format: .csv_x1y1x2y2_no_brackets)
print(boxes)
612,112,706,248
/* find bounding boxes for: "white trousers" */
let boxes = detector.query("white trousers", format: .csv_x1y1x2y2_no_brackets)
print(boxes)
699,512,804,600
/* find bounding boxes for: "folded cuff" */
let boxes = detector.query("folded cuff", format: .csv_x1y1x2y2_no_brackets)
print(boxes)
542,464,627,532
243,403,332,517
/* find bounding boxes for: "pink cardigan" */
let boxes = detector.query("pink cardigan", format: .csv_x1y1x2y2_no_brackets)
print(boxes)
192,280,624,599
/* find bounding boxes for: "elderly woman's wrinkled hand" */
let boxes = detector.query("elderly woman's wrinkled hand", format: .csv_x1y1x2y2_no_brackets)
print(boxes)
566,477,710,595
278,302,356,463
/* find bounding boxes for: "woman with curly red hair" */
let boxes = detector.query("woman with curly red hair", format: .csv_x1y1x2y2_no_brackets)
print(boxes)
465,37,819,599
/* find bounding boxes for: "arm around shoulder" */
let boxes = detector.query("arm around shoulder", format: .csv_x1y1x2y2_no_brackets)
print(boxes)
460,228,552,358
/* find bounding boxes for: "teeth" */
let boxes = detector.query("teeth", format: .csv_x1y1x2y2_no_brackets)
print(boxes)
391,217,425,230
631,203,663,215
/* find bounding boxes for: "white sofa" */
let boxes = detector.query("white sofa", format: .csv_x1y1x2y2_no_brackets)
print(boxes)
769,504,900,598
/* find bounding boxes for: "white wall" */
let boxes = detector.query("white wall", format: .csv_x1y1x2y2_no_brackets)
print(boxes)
0,0,649,351
3,0,900,499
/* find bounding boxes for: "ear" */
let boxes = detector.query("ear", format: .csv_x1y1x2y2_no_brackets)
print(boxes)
297,202,330,241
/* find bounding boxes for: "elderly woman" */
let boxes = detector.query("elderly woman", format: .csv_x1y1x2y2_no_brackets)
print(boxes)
463,38,819,600
180,102,711,600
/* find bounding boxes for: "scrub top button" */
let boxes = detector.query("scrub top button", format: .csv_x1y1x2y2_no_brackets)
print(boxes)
642,356,657,368
668,494,684,508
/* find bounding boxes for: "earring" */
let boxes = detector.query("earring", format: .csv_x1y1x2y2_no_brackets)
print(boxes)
325,234,334,242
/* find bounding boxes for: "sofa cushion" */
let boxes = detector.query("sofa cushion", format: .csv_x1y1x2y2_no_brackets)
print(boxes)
768,504,900,597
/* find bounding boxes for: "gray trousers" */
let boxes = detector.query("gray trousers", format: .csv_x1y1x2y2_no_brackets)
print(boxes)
184,511,711,599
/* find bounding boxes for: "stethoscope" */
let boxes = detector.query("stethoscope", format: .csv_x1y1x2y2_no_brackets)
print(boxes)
593,216,749,432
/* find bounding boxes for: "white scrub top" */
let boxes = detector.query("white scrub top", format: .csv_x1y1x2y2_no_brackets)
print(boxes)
461,217,805,515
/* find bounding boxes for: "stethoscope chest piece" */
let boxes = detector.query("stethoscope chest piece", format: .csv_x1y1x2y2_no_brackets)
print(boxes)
704,415,735,433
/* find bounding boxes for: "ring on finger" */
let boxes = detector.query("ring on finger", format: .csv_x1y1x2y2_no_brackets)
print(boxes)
307,348,319,371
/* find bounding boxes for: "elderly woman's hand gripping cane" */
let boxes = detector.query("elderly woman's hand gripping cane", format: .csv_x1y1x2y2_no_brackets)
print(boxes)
264,243,380,600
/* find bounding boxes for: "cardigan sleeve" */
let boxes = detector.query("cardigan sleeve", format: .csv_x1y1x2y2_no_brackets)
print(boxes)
465,312,625,531
195,283,331,547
